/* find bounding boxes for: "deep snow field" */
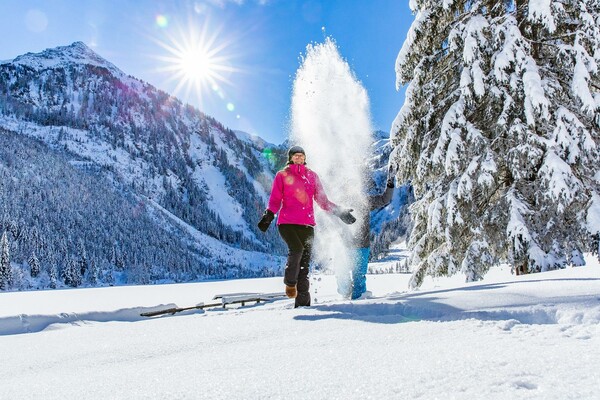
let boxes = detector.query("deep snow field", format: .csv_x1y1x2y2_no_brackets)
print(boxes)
1,249,599,400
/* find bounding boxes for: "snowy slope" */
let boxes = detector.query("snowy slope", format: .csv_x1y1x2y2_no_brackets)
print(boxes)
1,254,599,399
0,42,281,245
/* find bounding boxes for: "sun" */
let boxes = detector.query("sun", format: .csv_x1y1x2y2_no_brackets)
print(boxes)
180,47,214,83
150,17,239,106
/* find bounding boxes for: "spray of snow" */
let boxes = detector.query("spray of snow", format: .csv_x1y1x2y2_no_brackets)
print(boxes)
290,37,373,279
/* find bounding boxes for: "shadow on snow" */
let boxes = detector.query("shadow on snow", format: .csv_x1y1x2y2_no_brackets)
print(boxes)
296,278,600,326
0,301,272,336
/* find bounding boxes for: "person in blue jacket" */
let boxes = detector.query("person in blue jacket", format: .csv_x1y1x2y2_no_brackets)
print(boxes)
337,166,395,300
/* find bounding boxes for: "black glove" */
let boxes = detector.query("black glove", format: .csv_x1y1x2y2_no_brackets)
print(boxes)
387,163,398,188
337,208,356,225
257,210,275,232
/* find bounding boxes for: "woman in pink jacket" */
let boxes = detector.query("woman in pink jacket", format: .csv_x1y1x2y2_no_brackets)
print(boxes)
258,145,356,307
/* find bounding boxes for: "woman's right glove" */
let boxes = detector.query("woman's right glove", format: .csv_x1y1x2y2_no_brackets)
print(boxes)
257,210,275,232
334,207,356,225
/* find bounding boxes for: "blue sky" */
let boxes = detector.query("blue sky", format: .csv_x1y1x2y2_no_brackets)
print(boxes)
0,0,412,144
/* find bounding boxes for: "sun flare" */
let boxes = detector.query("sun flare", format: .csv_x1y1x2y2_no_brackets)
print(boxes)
150,18,239,107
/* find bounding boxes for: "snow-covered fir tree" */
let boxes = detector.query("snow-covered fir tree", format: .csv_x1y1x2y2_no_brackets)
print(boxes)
28,252,40,278
49,264,58,289
78,239,88,278
0,231,12,290
391,0,600,287
62,258,82,288
88,259,99,285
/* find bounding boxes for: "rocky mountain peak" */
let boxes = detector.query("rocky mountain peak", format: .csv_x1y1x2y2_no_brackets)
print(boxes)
11,41,123,76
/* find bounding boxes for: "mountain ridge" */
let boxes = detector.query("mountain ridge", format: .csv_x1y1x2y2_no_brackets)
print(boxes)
10,42,121,73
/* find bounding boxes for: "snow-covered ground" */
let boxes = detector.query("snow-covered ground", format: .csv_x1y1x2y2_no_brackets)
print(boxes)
1,251,599,399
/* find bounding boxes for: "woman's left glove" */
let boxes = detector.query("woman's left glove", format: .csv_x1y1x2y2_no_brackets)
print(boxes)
257,210,275,232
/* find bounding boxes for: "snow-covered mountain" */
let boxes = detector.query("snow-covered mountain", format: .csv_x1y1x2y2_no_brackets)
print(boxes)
9,41,124,77
0,42,289,289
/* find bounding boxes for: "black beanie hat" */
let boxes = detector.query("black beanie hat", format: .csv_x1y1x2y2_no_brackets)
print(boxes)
288,145,305,161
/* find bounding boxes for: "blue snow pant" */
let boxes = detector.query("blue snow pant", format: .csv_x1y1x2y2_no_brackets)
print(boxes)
278,224,314,308
337,247,370,300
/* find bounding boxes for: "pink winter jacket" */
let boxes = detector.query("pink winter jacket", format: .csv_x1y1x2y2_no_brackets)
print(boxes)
267,163,337,226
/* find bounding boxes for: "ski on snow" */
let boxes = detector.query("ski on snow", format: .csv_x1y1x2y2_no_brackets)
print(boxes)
140,292,287,317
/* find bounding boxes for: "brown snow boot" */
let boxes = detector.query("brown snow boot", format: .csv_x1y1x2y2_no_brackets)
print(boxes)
285,285,297,298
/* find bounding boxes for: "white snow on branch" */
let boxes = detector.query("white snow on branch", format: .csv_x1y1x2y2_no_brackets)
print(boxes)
452,15,489,98
492,17,520,84
461,15,489,64
539,150,582,212
457,158,477,200
478,152,497,188
522,57,550,125
572,38,599,114
506,189,533,245
390,77,418,138
446,180,464,226
442,0,454,10
586,192,600,234
434,99,466,175
528,0,556,33
427,197,445,235
552,106,595,164
396,9,431,88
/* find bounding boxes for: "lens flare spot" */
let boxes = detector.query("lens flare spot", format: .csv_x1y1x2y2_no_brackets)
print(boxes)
156,15,168,28
25,9,48,33
226,103,235,111
262,148,275,163
295,189,308,203
194,3,208,14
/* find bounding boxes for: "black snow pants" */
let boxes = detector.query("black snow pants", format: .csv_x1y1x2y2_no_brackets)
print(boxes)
278,224,314,308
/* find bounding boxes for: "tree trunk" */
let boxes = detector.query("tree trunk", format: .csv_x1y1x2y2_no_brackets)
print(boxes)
515,259,528,275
